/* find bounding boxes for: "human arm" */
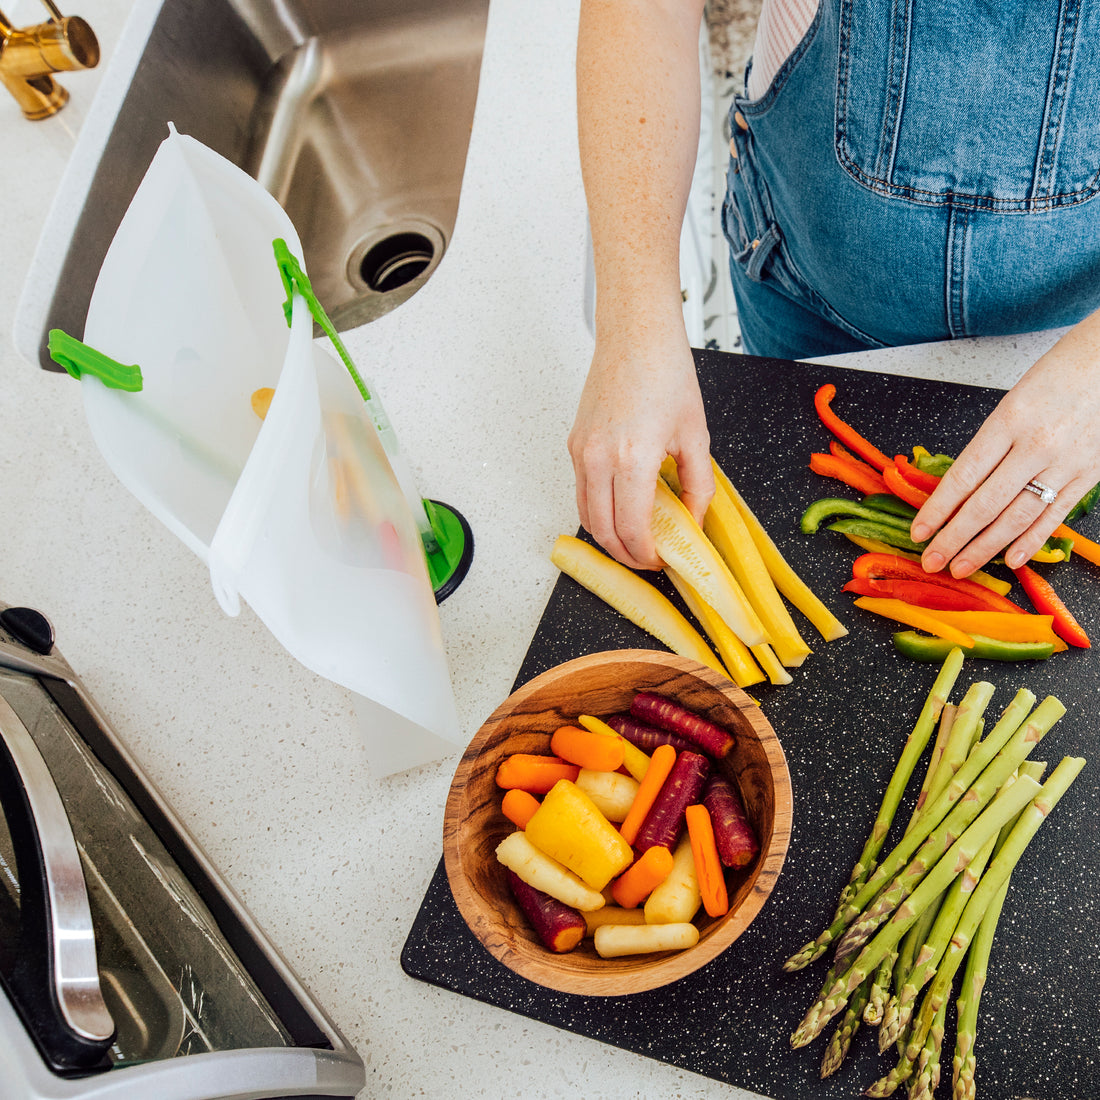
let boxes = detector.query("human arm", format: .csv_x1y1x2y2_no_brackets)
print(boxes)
568,0,713,571
911,307,1100,577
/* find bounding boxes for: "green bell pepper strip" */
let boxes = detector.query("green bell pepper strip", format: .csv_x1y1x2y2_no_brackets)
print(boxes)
860,494,919,520
827,518,927,553
801,498,915,535
892,631,1054,663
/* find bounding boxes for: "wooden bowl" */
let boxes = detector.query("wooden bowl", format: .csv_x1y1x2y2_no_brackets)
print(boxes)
443,650,793,996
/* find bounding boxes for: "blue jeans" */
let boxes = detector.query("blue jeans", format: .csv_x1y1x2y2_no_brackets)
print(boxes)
723,0,1100,360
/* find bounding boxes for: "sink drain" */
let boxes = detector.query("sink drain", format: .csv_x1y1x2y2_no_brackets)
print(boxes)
360,232,435,292
349,222,446,296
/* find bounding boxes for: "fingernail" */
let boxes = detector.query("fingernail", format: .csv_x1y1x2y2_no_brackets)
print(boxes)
951,560,972,579
911,523,930,541
1005,549,1025,569
922,551,944,573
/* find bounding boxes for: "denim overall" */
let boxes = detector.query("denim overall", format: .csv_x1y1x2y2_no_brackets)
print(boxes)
724,0,1100,359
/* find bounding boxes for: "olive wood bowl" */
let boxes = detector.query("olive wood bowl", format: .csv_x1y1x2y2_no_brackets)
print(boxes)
443,649,792,996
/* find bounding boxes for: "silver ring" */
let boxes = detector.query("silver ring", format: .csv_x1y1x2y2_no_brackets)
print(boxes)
1023,479,1058,506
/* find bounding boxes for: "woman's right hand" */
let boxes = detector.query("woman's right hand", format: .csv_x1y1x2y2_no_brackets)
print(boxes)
568,324,714,571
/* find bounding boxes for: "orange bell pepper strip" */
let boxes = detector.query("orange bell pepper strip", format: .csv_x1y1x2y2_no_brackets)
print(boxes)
852,552,1026,614
809,451,890,496
908,609,1067,652
1011,564,1091,648
851,597,975,647
882,464,932,508
1055,522,1100,568
892,454,944,494
813,384,892,472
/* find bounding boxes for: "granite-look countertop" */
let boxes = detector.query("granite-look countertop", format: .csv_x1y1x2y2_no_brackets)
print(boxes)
0,0,1067,1096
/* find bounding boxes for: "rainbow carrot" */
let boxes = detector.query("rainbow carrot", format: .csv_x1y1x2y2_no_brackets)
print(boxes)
501,788,541,829
685,804,729,918
550,724,624,772
495,754,580,793
618,744,676,847
610,846,675,908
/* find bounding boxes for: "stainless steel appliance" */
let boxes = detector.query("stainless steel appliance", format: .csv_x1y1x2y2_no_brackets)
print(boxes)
0,602,365,1099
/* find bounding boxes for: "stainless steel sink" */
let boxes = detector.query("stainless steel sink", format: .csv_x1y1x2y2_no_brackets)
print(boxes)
29,0,489,370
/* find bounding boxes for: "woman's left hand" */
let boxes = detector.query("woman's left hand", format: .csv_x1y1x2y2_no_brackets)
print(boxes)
911,311,1100,577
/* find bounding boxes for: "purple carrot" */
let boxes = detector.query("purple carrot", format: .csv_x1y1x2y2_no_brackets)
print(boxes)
605,713,695,755
630,692,735,758
506,871,586,953
702,774,759,868
633,750,711,854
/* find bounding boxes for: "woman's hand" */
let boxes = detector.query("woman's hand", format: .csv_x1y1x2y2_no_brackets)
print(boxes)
569,326,713,571
911,313,1100,577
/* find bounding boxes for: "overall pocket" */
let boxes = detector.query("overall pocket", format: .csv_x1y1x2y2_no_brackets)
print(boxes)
836,0,1100,210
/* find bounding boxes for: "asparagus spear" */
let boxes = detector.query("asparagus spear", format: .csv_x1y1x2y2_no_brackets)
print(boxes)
950,757,1049,1100
903,701,956,831
864,949,897,1027
896,758,1085,1083
784,686,1055,974
821,973,872,1078
826,690,1049,971
789,773,1042,1048
838,649,965,908
879,834,997,1050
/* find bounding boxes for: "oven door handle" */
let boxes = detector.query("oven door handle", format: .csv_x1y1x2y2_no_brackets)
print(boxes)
0,693,116,1072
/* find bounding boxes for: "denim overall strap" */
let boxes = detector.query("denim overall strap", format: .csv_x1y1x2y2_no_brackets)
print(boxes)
724,0,1100,358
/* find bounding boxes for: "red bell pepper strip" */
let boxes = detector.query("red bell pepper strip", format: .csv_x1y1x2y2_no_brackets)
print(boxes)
813,384,892,472
893,454,943,494
809,452,889,496
852,552,1027,614
842,576,1005,613
1010,564,1091,648
882,464,932,508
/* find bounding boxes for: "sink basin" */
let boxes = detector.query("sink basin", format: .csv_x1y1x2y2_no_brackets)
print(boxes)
24,0,489,371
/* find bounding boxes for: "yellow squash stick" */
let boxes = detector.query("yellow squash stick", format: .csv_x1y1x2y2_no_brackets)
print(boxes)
550,535,726,676
713,461,849,643
662,457,811,667
651,478,768,648
664,568,766,688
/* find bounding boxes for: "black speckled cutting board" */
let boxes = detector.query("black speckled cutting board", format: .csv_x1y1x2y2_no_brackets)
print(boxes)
401,351,1100,1100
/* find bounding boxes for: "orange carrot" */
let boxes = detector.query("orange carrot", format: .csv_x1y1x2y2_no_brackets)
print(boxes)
1056,522,1100,568
495,754,580,793
618,743,676,847
685,804,729,918
610,845,675,908
501,788,541,829
550,724,625,772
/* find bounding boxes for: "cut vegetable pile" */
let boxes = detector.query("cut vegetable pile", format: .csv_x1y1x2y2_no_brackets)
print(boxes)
803,383,1098,661
782,646,1086,1098
551,456,848,690
493,693,760,959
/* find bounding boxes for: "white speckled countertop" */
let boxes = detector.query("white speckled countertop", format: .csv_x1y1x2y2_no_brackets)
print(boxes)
0,1,1069,1097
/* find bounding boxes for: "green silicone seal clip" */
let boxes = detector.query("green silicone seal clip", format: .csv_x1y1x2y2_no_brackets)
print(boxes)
48,329,143,391
272,238,472,601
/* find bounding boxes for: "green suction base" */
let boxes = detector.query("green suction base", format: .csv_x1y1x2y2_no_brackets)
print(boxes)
423,500,474,603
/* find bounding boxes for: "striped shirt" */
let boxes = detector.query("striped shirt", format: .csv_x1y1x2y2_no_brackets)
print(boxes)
746,0,819,100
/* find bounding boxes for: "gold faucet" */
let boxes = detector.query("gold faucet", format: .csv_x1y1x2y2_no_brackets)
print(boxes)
0,0,99,119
